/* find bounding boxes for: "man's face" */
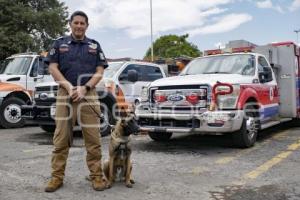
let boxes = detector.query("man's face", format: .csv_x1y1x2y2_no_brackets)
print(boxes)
70,15,88,39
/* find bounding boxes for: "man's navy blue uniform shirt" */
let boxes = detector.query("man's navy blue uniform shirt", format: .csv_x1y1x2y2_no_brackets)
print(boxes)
48,35,108,86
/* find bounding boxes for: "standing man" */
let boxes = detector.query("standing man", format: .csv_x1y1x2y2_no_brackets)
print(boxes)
45,11,108,192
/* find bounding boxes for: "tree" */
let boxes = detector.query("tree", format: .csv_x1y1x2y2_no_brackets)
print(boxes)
144,34,201,60
0,0,69,60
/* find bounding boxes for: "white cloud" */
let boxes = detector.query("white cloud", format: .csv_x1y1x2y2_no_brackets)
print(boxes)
256,0,284,13
62,0,249,38
115,48,133,52
256,0,272,8
187,13,252,36
289,0,300,11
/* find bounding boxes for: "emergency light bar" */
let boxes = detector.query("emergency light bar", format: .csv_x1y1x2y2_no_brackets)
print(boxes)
204,46,255,56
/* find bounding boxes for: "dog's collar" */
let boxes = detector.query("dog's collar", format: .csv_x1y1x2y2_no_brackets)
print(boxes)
111,131,130,144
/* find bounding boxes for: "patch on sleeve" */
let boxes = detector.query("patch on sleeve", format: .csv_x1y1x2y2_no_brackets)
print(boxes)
49,48,56,55
89,42,98,50
99,52,106,60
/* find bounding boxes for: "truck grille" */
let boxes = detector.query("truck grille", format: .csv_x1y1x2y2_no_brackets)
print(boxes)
36,85,58,92
139,118,200,128
150,85,210,112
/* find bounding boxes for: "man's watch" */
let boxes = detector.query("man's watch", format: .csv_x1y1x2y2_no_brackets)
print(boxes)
85,85,92,92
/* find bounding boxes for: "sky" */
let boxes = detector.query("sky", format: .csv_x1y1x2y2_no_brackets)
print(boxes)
61,0,300,59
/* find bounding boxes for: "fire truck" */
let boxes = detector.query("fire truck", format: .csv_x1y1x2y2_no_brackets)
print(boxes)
136,40,300,148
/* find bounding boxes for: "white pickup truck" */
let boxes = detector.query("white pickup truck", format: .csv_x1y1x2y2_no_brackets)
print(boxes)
22,61,166,136
0,53,51,128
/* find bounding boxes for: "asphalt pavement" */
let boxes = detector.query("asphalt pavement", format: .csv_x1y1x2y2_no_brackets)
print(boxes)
0,123,299,200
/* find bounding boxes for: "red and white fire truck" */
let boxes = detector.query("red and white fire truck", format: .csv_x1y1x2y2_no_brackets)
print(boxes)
136,40,300,148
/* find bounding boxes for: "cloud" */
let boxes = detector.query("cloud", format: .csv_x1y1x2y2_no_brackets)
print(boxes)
256,0,284,13
62,0,243,38
115,48,133,52
289,0,300,11
187,13,252,36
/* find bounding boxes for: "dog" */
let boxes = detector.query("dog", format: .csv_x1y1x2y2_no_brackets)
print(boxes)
104,116,140,188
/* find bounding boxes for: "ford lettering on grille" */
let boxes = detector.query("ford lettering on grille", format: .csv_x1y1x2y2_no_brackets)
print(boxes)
168,94,185,102
39,93,48,100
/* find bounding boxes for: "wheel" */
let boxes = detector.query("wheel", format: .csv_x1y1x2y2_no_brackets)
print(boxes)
0,97,26,128
232,103,260,148
289,118,300,127
99,104,114,137
148,132,173,142
40,125,56,133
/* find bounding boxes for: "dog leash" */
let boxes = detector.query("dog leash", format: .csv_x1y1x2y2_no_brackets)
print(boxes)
67,97,73,147
82,97,103,120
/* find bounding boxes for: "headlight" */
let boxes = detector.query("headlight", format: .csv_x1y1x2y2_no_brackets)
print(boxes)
217,85,240,109
141,86,149,102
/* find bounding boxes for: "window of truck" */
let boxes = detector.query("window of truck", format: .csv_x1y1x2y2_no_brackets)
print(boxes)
30,58,49,76
103,62,124,78
0,57,33,75
182,55,255,76
142,65,163,81
119,64,142,81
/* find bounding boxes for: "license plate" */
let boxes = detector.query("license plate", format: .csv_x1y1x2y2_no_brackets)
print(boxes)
50,106,56,116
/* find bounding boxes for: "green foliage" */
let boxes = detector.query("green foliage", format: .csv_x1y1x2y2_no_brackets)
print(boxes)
0,0,68,60
144,34,201,60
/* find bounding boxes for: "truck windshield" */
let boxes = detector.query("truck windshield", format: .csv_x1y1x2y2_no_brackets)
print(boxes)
0,57,33,75
103,62,124,78
182,54,255,76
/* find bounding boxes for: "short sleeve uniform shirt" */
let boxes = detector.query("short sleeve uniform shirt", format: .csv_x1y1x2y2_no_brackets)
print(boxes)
48,35,108,86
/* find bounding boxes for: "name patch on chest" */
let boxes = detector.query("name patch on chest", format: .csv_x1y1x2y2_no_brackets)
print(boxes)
59,44,69,53
88,48,97,53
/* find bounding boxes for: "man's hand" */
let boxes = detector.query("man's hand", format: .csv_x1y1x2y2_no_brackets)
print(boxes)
66,84,75,97
71,86,87,102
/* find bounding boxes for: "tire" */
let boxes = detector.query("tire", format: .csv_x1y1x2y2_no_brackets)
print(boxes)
0,97,26,128
148,132,173,142
232,103,260,148
290,118,300,127
38,104,113,136
99,104,114,137
40,125,56,133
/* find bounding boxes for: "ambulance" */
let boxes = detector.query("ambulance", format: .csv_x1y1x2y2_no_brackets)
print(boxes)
136,40,300,148
0,53,51,128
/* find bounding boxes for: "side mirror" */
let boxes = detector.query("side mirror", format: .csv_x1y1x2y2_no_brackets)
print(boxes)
258,72,266,83
128,69,138,82
259,67,273,83
119,74,128,81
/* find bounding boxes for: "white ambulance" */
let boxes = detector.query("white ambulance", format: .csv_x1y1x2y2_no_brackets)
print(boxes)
136,40,300,148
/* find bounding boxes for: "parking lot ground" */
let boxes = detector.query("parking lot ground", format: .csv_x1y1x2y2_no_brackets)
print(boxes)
0,123,300,200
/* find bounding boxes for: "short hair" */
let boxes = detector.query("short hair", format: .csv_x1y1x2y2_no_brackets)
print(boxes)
70,11,89,24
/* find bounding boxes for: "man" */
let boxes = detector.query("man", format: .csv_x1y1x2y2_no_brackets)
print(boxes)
45,11,108,192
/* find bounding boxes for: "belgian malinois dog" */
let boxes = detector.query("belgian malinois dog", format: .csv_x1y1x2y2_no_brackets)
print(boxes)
104,116,139,188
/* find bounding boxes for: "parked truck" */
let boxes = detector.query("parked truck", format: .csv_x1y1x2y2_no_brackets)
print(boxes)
136,40,300,148
22,61,166,136
0,53,51,128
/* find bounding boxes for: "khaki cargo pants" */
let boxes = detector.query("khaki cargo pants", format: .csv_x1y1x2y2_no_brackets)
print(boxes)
51,87,103,180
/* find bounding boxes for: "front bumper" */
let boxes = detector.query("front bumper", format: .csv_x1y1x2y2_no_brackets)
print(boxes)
136,106,244,134
21,105,55,125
